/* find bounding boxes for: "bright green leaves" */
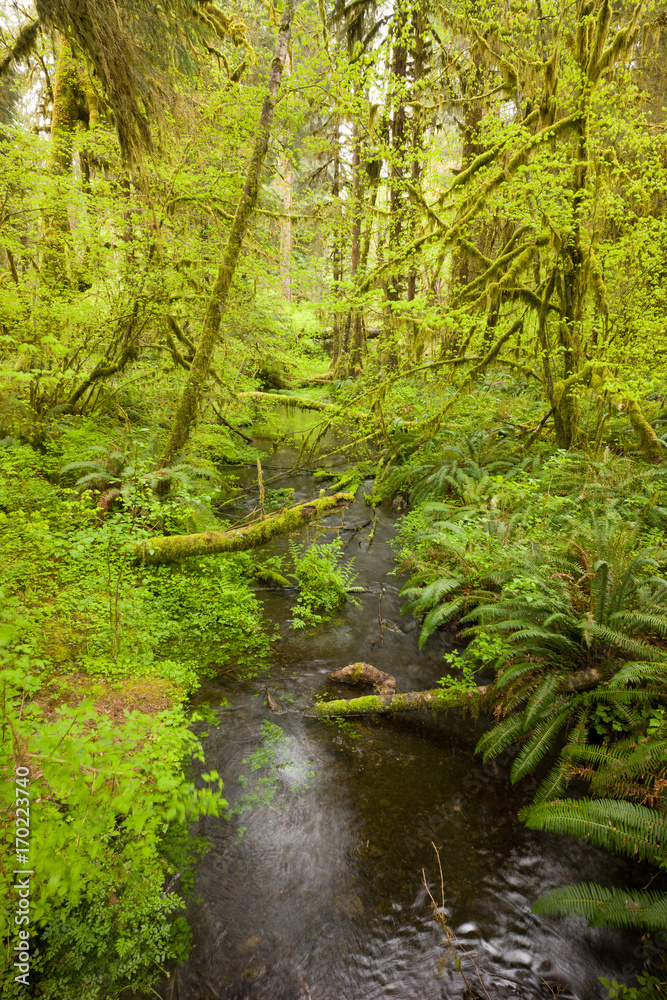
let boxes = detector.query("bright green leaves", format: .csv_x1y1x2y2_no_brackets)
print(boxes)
0,690,225,993
288,538,360,629
225,720,318,836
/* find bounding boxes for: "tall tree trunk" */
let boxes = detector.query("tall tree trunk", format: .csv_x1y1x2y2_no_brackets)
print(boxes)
277,57,293,302
451,51,485,295
42,34,81,288
331,121,344,370
278,157,293,301
162,0,297,465
348,110,365,375
406,3,427,361
383,0,409,369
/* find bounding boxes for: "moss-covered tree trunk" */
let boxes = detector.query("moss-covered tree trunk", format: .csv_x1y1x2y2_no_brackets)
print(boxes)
42,34,81,287
331,121,345,371
162,0,297,465
382,0,409,370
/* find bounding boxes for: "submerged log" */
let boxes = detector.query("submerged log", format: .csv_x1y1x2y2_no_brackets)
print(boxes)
237,391,367,421
133,491,353,564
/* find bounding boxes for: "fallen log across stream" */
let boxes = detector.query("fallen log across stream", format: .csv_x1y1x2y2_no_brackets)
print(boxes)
133,491,354,564
314,661,606,716
237,391,367,421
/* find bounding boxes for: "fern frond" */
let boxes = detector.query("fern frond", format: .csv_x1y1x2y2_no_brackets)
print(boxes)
585,623,664,661
523,674,565,728
418,597,467,648
608,553,661,619
609,661,667,688
60,460,104,476
510,707,570,783
532,882,667,931
532,760,571,803
475,715,525,761
496,661,543,690
522,799,667,866
593,560,610,625
75,471,117,487
533,721,587,803
612,611,667,638
412,576,463,614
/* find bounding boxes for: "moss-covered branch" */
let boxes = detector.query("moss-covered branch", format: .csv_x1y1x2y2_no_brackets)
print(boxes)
624,397,663,464
133,491,353,564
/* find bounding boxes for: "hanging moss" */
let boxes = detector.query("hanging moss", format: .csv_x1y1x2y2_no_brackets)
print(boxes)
624,398,664,464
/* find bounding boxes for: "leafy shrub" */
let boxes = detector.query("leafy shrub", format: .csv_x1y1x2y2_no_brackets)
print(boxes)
0,690,225,998
289,539,360,629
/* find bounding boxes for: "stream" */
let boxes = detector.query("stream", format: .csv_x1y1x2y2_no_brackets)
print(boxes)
164,413,649,1000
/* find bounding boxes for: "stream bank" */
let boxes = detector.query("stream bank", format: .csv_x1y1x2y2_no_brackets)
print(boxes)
162,424,649,1000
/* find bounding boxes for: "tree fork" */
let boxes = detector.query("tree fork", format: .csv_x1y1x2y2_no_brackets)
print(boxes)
162,0,297,465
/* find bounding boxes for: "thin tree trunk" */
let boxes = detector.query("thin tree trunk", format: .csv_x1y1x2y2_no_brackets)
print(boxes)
384,1,409,369
162,0,297,465
348,109,365,374
406,3,427,361
331,120,344,371
277,56,293,301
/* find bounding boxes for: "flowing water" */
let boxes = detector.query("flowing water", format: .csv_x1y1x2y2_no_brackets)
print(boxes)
164,414,649,1000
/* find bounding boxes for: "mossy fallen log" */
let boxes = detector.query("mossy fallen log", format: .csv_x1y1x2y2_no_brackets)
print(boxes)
237,391,366,421
315,689,457,716
133,491,353,564
316,664,605,716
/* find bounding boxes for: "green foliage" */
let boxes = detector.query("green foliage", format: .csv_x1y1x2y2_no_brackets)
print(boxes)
288,538,360,629
532,883,667,932
396,504,514,647
600,973,667,999
146,554,273,677
0,689,225,997
464,519,667,783
0,438,270,995
521,799,667,870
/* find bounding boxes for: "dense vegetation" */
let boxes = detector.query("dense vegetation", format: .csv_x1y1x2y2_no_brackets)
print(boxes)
1,0,666,995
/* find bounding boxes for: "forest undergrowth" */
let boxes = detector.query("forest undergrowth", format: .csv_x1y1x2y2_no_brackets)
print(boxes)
2,345,667,996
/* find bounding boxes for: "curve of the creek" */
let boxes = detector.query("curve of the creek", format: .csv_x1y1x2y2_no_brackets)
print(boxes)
163,410,649,1000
